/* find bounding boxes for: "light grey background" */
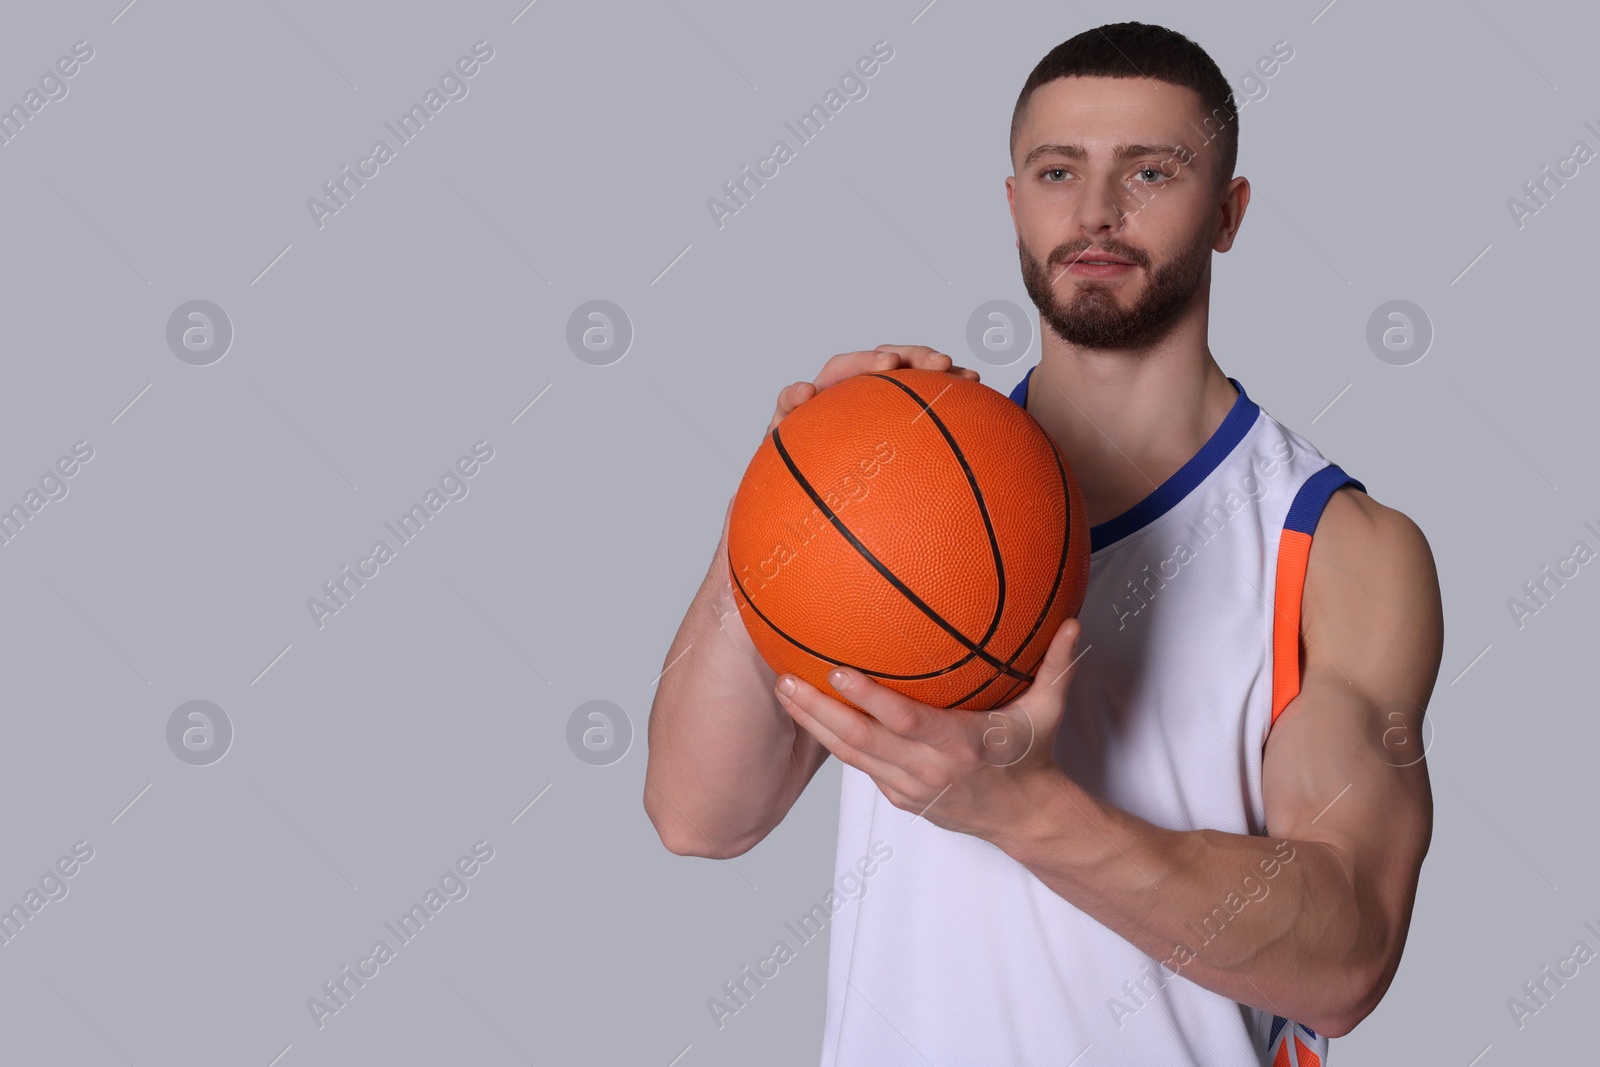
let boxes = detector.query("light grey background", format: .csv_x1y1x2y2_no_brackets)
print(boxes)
0,0,1593,1064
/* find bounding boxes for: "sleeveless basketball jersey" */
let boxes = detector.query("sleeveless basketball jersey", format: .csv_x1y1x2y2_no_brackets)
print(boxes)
818,365,1364,1067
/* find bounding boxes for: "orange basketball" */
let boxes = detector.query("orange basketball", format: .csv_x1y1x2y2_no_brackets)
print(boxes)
728,367,1090,713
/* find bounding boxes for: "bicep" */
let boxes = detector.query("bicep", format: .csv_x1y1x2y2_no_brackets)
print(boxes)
1261,489,1441,955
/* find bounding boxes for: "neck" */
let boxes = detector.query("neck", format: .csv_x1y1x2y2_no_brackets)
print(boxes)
1025,312,1239,530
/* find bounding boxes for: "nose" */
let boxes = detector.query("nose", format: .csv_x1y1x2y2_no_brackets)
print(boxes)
1070,174,1126,239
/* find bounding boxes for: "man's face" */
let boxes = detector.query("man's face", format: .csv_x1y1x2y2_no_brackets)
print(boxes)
1007,76,1224,350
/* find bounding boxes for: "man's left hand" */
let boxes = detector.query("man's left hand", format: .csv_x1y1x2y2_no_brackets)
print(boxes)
774,616,1085,845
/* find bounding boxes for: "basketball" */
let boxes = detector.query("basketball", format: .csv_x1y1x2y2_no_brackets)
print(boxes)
727,367,1090,713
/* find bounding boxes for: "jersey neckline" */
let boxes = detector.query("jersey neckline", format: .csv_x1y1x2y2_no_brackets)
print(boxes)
1007,363,1261,553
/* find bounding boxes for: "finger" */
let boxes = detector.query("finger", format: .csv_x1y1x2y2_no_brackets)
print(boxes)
819,666,948,744
815,346,957,394
815,349,901,390
1022,617,1085,704
872,345,953,371
774,348,973,433
780,380,816,410
776,675,916,783
767,380,816,431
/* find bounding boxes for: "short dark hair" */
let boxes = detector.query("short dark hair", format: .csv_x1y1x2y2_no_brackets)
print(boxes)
1009,22,1238,191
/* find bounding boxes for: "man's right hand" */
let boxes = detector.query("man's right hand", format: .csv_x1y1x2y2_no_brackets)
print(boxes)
765,344,981,433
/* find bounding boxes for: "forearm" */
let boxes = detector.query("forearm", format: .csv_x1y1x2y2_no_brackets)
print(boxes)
643,518,803,856
997,771,1384,1034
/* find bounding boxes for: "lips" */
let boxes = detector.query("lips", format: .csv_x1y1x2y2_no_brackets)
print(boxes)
1062,250,1135,266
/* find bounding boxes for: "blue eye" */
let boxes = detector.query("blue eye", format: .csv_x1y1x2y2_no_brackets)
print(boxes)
1043,168,1068,182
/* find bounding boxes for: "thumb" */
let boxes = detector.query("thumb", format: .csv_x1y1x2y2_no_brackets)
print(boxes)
1025,616,1084,705
974,617,1082,768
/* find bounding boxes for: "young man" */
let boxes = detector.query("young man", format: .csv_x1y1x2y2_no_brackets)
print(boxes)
645,22,1440,1066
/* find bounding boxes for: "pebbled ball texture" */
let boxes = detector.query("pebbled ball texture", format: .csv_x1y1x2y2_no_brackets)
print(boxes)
729,367,1089,713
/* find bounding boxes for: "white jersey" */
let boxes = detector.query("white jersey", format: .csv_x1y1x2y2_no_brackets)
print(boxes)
818,366,1361,1067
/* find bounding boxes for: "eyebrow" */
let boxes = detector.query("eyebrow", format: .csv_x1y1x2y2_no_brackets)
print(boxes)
1022,142,1189,167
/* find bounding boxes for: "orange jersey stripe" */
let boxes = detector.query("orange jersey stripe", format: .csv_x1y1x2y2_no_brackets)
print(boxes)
1271,528,1314,725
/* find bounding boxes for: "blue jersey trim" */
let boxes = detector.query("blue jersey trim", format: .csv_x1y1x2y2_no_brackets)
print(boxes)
1006,366,1034,407
1007,364,1262,552
1284,463,1366,535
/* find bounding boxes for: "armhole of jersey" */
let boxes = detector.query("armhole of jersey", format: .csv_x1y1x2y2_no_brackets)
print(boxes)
1268,464,1367,737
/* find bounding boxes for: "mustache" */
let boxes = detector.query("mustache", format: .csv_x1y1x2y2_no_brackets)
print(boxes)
1049,243,1147,269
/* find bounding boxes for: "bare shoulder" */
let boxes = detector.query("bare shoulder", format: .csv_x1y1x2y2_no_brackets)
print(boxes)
1305,487,1437,609
1301,485,1443,703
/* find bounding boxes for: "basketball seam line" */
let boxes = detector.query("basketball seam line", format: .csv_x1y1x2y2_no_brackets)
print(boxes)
733,373,1079,707
771,383,1020,680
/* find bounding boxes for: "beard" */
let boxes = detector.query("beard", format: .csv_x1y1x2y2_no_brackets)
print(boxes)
1018,227,1212,350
